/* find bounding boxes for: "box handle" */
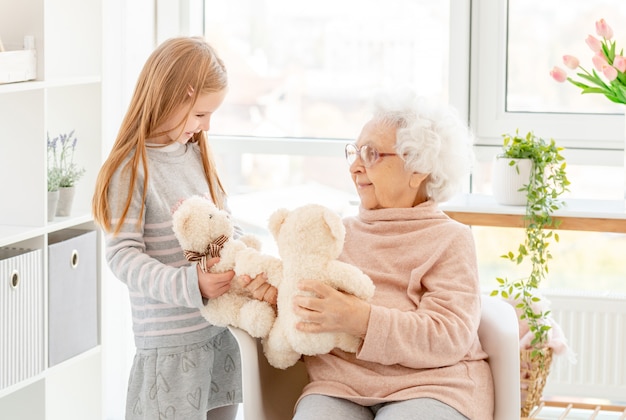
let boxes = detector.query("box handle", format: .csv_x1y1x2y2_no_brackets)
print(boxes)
70,249,79,269
11,269,20,289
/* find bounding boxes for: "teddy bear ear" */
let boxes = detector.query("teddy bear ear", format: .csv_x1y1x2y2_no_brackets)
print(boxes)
322,207,346,241
268,208,289,239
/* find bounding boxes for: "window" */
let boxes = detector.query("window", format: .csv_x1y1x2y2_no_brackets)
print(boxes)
203,0,455,138
471,1,626,294
507,0,626,114
473,227,626,294
182,1,626,294
200,0,463,252
471,0,625,204
472,0,623,151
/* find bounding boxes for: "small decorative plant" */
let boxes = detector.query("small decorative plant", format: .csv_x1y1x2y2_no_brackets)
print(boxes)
47,130,86,188
491,130,570,354
47,137,61,192
47,168,60,192
550,18,626,104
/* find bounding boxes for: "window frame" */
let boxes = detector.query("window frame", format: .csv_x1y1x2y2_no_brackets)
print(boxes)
204,0,472,157
179,0,623,168
470,0,623,167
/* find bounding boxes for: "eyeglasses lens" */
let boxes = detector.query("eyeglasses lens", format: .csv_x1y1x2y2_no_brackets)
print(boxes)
345,144,380,167
345,144,356,165
361,145,377,166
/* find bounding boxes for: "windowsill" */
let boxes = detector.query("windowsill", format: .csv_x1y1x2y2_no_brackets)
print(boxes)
440,194,626,233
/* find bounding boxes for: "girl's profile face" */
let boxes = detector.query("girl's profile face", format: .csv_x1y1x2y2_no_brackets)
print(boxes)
152,88,228,145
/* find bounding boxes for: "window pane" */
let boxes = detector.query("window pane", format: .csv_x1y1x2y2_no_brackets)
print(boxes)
471,147,624,201
204,0,450,138
474,226,626,294
470,145,626,293
216,152,357,254
507,0,626,113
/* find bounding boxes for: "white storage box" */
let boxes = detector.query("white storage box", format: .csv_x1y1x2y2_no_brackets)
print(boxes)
0,49,36,84
0,247,44,390
48,229,98,366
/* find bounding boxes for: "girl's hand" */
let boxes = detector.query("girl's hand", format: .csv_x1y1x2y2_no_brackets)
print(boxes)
292,279,371,338
197,258,235,299
242,273,278,306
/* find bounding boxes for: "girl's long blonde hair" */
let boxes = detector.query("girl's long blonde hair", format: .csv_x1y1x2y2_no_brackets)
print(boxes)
92,36,228,234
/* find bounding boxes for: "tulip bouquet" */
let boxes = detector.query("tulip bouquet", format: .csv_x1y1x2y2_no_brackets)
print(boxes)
550,18,626,104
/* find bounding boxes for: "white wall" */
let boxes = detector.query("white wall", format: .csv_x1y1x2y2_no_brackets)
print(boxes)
101,1,155,418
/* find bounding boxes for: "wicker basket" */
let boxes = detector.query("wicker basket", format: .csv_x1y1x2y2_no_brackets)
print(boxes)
520,347,554,418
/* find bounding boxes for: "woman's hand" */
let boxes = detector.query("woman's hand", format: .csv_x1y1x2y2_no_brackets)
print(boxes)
242,273,278,305
197,258,235,299
293,279,371,338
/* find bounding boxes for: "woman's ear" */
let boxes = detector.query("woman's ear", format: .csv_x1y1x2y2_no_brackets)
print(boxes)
409,172,429,189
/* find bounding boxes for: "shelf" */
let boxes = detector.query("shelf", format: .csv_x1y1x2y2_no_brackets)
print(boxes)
0,214,95,247
0,225,46,248
0,0,103,417
44,76,101,88
0,80,46,93
440,194,626,233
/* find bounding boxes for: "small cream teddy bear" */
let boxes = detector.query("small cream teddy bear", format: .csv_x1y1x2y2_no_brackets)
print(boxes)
171,195,281,338
262,203,375,369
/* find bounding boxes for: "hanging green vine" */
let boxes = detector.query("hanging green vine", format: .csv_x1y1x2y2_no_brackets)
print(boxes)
491,130,570,356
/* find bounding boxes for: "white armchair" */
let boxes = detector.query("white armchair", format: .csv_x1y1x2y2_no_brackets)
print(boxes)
230,294,520,420
478,294,521,420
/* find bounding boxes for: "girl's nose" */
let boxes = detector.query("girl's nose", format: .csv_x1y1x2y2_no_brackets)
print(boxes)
200,116,211,132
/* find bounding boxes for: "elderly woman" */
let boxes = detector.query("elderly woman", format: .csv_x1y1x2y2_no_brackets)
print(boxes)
291,91,494,420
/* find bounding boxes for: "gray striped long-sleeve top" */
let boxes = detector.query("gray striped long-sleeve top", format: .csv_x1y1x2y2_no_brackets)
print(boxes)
104,142,228,349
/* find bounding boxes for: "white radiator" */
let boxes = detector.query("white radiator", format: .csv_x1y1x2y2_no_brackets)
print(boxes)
542,290,626,403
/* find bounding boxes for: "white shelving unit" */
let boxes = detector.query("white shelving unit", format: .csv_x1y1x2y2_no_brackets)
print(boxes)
0,0,103,418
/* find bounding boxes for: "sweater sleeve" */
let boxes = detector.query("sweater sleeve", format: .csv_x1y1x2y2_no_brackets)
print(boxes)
357,225,482,369
104,165,205,310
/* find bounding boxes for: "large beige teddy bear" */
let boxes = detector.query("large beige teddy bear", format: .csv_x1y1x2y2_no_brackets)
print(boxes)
262,203,375,369
171,195,281,338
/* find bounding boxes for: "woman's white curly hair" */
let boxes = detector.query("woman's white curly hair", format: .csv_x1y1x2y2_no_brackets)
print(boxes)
369,90,474,203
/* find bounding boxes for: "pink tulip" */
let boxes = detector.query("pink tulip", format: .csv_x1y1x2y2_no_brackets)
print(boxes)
592,52,609,72
550,66,567,83
562,55,580,69
602,65,618,81
585,35,603,52
614,55,626,72
595,18,614,40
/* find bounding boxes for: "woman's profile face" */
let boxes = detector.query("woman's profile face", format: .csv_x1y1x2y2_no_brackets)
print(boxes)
349,119,425,209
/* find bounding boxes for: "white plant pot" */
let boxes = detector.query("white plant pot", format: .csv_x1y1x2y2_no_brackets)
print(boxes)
492,157,532,206
56,186,76,217
48,190,59,222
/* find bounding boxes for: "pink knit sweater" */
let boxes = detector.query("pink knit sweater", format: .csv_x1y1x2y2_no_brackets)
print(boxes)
299,201,494,420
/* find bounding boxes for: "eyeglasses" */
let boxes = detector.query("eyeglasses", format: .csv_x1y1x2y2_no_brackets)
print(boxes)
345,143,398,168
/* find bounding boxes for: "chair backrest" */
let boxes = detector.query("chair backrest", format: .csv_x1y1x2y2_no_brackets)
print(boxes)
231,295,520,420
478,295,521,420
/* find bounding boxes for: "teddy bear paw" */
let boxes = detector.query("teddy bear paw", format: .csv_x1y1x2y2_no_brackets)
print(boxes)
238,300,276,338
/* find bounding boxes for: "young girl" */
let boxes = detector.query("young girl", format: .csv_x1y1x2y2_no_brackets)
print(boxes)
92,36,270,420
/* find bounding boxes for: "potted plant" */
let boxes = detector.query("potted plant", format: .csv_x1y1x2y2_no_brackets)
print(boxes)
490,130,570,417
47,130,85,217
